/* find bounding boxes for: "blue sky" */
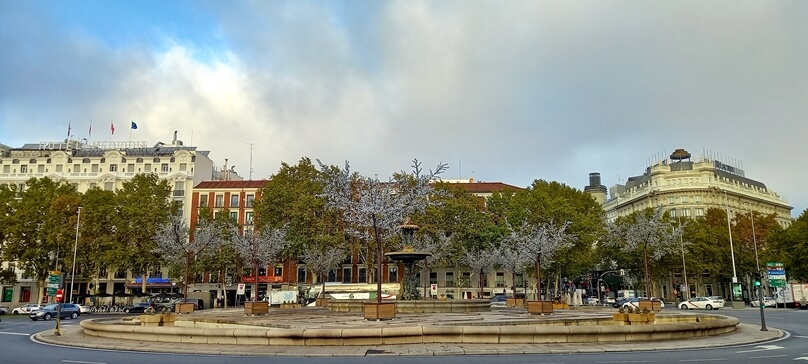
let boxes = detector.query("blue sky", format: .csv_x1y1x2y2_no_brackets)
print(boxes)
1,1,807,215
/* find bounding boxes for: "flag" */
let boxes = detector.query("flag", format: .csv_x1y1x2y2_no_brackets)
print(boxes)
89,122,92,138
111,122,115,135
67,121,71,138
131,121,138,129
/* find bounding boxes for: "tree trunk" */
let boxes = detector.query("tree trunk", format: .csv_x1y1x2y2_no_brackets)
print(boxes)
372,215,382,304
643,246,651,298
535,252,542,301
184,252,191,301
253,260,259,301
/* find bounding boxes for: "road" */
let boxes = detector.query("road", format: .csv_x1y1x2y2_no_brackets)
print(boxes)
0,308,805,364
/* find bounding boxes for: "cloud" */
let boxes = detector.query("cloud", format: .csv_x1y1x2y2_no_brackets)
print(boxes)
1,0,806,214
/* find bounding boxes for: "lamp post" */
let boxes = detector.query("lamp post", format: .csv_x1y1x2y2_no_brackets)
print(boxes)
678,215,689,300
69,207,82,303
722,190,738,283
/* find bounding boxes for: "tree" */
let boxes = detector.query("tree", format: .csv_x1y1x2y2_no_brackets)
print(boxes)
75,188,120,297
301,245,347,300
504,219,575,300
3,177,79,304
459,246,497,298
231,226,289,301
606,208,682,297
318,159,447,303
153,214,221,300
768,209,808,281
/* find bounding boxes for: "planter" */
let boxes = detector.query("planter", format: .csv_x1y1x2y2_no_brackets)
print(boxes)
552,303,569,310
363,302,396,320
244,301,269,315
613,312,629,322
526,300,554,315
281,303,301,309
507,298,523,308
174,303,194,314
316,297,330,307
627,312,656,324
638,299,661,312
139,313,177,327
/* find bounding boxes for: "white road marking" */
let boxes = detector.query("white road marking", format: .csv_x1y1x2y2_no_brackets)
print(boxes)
736,345,784,353
794,357,808,361
679,359,727,362
748,355,786,359
0,332,30,336
62,360,106,364
794,336,808,339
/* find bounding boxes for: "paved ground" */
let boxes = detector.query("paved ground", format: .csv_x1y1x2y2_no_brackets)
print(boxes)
33,306,783,357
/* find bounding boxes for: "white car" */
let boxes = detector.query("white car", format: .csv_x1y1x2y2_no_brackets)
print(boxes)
750,297,776,308
583,297,599,305
622,297,665,309
679,296,724,310
79,305,93,313
11,303,43,315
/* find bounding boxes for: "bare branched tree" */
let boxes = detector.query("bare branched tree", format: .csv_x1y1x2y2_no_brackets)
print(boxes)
460,247,498,298
504,219,575,300
230,226,289,301
317,158,448,303
153,214,220,300
301,245,347,300
606,208,682,297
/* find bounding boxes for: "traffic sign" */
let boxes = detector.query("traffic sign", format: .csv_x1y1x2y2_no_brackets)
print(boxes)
56,289,64,302
48,272,61,295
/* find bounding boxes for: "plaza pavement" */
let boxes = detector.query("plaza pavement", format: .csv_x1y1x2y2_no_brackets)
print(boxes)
33,306,782,357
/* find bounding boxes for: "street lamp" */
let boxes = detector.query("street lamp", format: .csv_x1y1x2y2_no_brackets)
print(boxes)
722,190,738,284
678,216,689,300
69,207,82,303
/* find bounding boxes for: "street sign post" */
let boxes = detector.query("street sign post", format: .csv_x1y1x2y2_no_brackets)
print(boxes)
47,272,61,296
55,289,63,303
766,262,786,288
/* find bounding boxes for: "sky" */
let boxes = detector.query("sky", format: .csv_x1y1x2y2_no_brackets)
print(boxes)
1,1,806,216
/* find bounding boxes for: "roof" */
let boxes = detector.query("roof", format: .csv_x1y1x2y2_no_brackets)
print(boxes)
195,180,271,189
437,181,522,194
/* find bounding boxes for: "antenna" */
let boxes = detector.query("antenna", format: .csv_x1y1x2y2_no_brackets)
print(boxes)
247,143,254,180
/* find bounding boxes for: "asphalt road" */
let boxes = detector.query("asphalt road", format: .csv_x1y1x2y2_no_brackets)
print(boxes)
0,308,806,364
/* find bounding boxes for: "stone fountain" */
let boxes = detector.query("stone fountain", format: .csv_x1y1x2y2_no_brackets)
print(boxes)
385,221,430,300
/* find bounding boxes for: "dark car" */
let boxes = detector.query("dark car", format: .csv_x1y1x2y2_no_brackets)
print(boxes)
613,297,631,308
124,302,154,314
29,303,80,321
490,295,508,307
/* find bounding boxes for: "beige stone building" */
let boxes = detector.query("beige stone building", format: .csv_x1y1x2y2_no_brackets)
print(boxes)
0,134,238,308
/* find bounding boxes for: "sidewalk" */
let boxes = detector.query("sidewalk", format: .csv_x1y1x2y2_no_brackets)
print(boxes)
34,309,783,357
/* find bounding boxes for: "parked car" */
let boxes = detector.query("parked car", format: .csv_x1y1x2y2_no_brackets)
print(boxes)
124,302,154,314
583,296,600,305
707,296,726,306
29,303,81,321
622,297,665,309
603,297,616,305
613,297,631,308
79,305,93,314
750,297,776,308
679,296,724,310
490,295,508,307
0,304,7,315
11,303,43,315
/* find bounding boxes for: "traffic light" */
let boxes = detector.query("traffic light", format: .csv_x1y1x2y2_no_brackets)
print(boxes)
753,272,762,287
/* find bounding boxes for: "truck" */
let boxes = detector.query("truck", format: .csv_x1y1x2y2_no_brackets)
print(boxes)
774,283,808,308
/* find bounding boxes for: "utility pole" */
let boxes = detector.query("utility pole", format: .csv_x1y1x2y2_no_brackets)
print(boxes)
247,143,254,180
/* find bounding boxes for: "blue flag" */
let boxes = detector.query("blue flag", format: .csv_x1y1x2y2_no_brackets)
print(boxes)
131,121,138,129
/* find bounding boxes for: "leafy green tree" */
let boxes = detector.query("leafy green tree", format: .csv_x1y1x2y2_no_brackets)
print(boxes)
768,209,808,281
3,177,79,304
115,174,171,292
0,183,17,284
74,188,120,296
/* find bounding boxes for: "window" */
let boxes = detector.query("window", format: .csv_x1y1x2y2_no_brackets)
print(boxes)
342,268,352,283
114,270,127,279
3,165,10,174
127,164,135,173
91,164,99,173
496,272,505,287
199,195,208,207
37,165,45,173
161,164,169,173
445,272,455,287
695,208,705,217
358,268,367,283
153,158,161,163
274,267,283,277
245,211,253,224
144,163,152,172
429,272,438,285
461,272,471,288
20,165,27,173
388,266,398,282
149,269,162,278
695,196,702,203
56,164,63,172
670,209,677,218
515,273,524,288
297,267,307,283
230,194,239,208
246,194,255,208
109,164,118,172
681,196,689,203
229,211,238,221
682,209,691,217
104,182,114,191
214,195,224,208
136,158,143,163
73,164,80,172
179,163,187,171
668,197,675,204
